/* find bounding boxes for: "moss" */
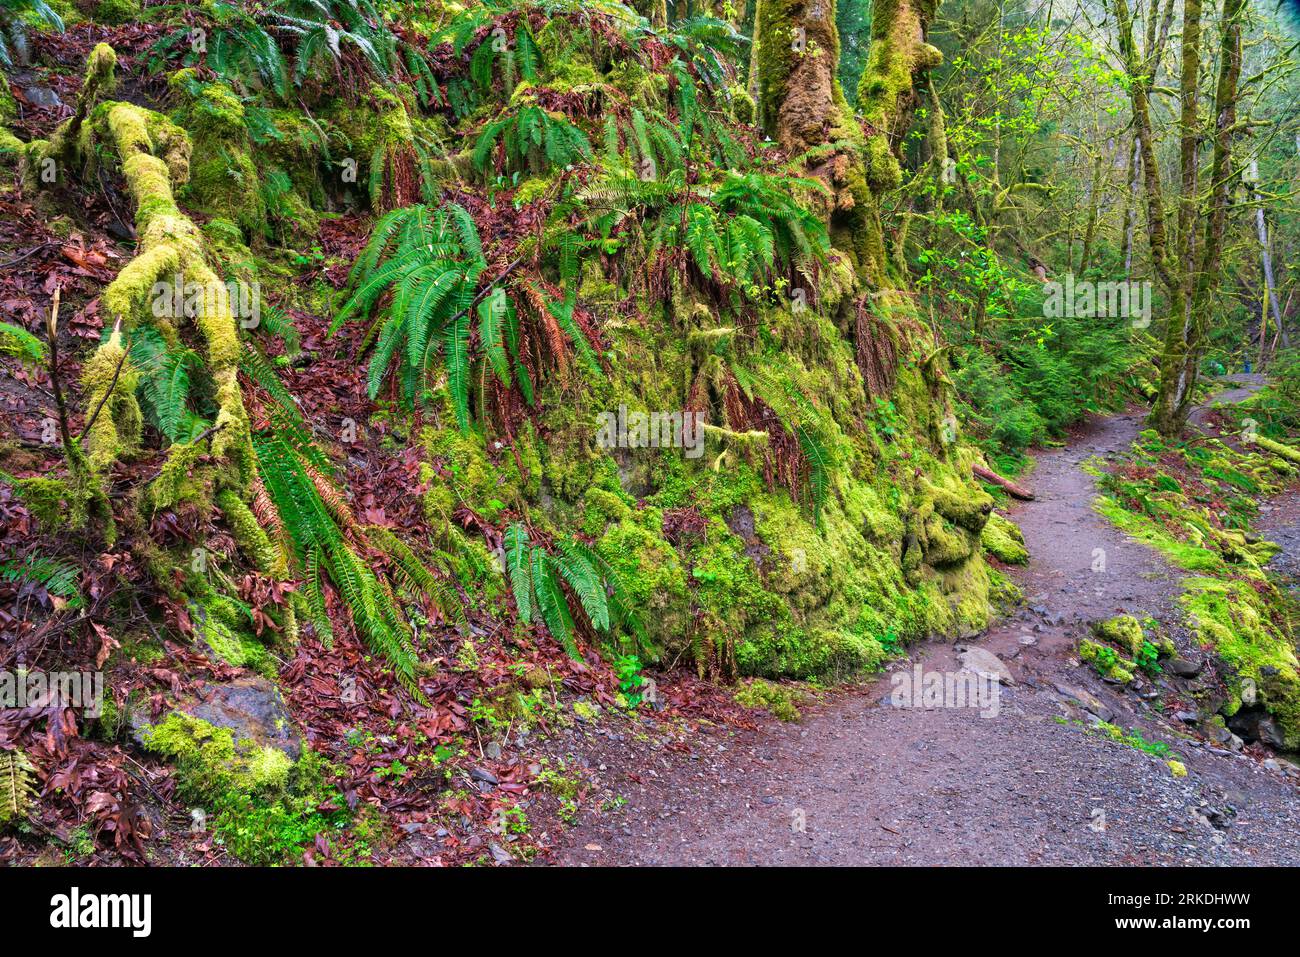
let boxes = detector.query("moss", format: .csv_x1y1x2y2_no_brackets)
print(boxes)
94,0,140,24
735,677,805,721
592,507,689,661
1091,614,1145,658
169,73,266,239
217,488,284,576
1078,638,1134,683
422,423,541,526
88,97,255,491
1168,759,1187,777
981,510,1028,564
14,476,80,529
728,85,756,125
1254,435,1300,465
1182,577,1300,747
141,712,287,798
0,76,16,125
80,326,142,470
32,43,117,184
324,85,421,212
141,713,350,865
1094,495,1222,572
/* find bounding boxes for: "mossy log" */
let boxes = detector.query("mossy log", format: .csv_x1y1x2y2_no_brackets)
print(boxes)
91,96,255,491
1254,435,1300,465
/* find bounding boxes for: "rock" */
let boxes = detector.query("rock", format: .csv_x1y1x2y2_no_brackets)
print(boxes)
489,843,513,865
1174,711,1199,724
1053,682,1114,723
1263,759,1281,772
1227,709,1286,749
1168,657,1203,678
470,767,498,786
19,84,62,110
484,741,503,760
148,675,301,759
958,646,1015,686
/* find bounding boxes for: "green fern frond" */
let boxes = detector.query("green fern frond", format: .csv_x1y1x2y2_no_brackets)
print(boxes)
0,750,37,826
0,554,82,606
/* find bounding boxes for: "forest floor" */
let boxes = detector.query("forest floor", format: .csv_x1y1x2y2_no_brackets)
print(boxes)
542,382,1300,865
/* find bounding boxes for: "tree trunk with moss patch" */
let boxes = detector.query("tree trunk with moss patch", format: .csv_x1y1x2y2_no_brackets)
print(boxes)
30,45,257,523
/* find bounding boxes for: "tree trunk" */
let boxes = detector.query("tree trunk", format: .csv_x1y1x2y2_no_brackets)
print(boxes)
1149,0,1204,437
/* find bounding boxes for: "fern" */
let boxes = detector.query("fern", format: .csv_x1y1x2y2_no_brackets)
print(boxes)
253,433,431,693
574,166,829,301
336,203,594,423
796,425,831,525
0,749,37,826
0,0,62,70
0,321,46,364
472,102,592,180
332,204,487,417
503,523,640,657
129,327,205,443
0,554,82,608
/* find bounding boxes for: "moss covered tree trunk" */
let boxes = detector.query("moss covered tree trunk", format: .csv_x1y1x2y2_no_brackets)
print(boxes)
29,46,257,535
753,0,940,283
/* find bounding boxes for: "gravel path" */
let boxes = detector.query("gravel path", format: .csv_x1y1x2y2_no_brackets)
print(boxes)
549,397,1300,866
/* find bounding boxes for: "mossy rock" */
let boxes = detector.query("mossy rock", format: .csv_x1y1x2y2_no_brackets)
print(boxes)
1078,638,1134,684
139,712,293,799
981,511,1028,565
1090,614,1145,658
735,677,805,721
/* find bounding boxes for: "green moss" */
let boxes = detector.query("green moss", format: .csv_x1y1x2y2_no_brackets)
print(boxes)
735,677,805,721
981,510,1028,564
1078,638,1134,683
217,488,283,576
80,327,142,471
94,0,141,24
169,73,266,239
1182,577,1300,747
141,713,353,865
592,507,689,661
1091,614,1145,658
1094,495,1222,572
0,76,16,125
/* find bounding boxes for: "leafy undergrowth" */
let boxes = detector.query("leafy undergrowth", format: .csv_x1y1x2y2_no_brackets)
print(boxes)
1093,420,1300,749
0,0,1026,865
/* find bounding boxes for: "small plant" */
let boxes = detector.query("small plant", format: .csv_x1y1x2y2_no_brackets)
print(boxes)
614,653,646,707
468,697,508,732
1091,721,1175,759
1135,640,1161,676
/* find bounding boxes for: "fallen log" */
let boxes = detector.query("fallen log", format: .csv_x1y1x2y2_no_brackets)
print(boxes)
1254,435,1300,465
973,464,1034,501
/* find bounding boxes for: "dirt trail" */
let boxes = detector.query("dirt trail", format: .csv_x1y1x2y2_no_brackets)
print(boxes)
553,388,1300,865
